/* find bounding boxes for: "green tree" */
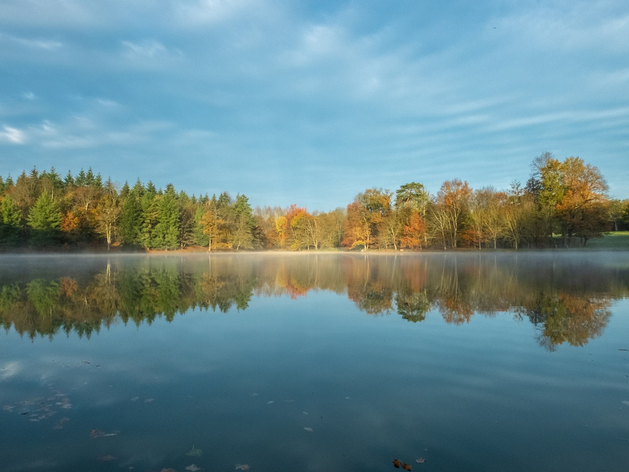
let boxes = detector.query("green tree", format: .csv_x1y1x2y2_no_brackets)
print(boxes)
120,181,143,246
607,199,624,232
27,192,62,246
139,185,158,249
0,196,23,247
152,184,181,250
232,194,255,250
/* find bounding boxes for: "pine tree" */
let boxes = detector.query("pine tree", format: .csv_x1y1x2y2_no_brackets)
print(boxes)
27,192,62,246
233,194,256,250
0,196,23,247
152,184,181,249
139,189,157,249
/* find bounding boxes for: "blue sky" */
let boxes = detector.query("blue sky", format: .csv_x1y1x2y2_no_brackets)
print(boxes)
1,0,627,210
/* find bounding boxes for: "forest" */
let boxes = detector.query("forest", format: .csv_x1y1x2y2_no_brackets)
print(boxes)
0,153,627,251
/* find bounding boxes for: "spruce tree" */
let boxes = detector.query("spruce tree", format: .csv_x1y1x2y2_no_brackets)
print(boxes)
0,196,23,247
152,184,181,249
27,192,62,246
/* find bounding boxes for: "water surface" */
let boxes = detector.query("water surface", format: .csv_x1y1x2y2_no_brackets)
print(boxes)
1,253,628,472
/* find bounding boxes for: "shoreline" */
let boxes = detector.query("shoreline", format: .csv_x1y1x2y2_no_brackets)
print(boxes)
1,247,628,257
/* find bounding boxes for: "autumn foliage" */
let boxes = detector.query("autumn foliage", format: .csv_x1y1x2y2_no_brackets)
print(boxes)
0,154,624,251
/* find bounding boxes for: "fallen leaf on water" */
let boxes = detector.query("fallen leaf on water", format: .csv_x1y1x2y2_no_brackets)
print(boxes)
185,445,203,457
97,455,117,461
304,427,313,432
235,464,250,470
416,458,426,464
185,465,203,471
392,459,412,470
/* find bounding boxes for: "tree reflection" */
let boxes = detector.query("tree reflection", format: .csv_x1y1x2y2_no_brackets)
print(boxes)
0,254,627,349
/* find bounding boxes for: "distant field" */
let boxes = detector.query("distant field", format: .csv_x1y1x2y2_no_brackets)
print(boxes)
586,231,629,249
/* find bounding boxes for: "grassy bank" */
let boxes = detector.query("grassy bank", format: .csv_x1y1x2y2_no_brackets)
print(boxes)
585,231,629,249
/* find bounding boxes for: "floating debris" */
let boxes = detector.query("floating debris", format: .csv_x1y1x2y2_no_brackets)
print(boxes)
98,455,117,461
304,427,313,432
619,349,628,352
130,397,139,402
622,401,629,406
266,401,274,405
416,458,426,464
185,445,203,457
144,398,155,403
302,411,308,415
392,459,412,470
235,464,250,470
185,465,203,472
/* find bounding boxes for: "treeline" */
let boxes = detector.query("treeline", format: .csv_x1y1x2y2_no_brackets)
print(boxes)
1,254,627,349
1,153,628,251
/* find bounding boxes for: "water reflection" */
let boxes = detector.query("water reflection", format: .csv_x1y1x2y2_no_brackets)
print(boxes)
1,253,628,350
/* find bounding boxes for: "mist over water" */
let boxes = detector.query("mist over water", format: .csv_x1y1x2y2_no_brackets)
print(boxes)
1,253,628,471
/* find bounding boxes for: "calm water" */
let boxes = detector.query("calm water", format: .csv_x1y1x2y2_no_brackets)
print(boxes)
1,252,629,472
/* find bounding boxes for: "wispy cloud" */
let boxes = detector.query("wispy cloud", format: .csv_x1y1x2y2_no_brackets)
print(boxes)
0,32,62,50
122,40,169,58
0,126,25,144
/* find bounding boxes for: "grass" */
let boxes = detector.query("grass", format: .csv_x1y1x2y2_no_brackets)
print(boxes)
585,231,629,249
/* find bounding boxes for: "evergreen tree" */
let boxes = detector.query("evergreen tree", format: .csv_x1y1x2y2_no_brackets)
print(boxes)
75,169,88,186
193,205,209,247
233,194,256,249
119,189,142,246
0,196,22,247
27,192,62,246
152,184,181,249
64,170,75,188
139,187,157,249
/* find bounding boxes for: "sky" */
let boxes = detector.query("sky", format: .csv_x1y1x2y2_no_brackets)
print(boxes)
0,0,628,211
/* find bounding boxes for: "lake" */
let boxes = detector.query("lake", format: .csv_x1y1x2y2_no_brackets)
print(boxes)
1,252,629,472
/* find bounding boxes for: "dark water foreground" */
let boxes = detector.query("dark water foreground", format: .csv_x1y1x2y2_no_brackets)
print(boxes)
1,252,628,472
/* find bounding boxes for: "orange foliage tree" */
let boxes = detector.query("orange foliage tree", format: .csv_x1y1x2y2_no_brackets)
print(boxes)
400,212,426,249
